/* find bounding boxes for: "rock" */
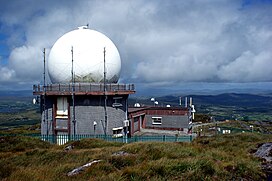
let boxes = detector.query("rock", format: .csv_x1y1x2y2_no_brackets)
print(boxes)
64,145,74,152
67,160,102,176
254,142,272,178
112,151,129,156
254,143,272,162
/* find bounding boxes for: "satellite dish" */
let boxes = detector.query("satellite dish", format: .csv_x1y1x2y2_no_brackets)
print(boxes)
151,98,155,102
93,121,97,126
32,98,36,105
123,120,129,127
134,103,141,107
154,101,158,105
191,105,196,113
166,104,171,107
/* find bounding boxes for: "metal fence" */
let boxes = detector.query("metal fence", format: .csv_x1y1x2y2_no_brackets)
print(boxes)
33,83,135,94
0,134,194,145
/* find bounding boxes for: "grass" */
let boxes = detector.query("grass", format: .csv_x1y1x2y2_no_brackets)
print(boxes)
0,133,271,180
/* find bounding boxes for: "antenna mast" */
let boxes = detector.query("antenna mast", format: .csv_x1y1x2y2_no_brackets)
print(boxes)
71,46,76,135
103,47,108,136
43,48,48,136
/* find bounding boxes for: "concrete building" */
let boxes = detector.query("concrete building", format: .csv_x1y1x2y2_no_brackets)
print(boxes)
33,83,134,137
33,27,135,139
128,107,190,136
33,26,194,141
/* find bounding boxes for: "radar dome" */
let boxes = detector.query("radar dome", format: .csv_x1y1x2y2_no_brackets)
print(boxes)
47,27,121,83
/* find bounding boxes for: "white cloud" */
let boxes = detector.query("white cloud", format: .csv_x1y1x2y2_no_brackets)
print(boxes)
218,51,272,82
0,0,271,91
0,67,15,82
9,45,43,80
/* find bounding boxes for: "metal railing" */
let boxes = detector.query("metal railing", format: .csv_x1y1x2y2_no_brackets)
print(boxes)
0,134,194,145
33,83,135,93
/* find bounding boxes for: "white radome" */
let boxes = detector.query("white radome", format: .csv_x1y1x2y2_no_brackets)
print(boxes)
48,27,121,83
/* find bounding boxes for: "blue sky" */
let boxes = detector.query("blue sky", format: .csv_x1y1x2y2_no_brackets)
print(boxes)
0,0,272,95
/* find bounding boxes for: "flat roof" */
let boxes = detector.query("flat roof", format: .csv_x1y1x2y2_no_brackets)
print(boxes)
128,106,188,113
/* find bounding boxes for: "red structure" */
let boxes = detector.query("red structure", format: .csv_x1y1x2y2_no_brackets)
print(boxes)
128,107,190,136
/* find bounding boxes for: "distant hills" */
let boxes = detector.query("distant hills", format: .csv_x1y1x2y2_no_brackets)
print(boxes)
1,90,271,108
183,93,272,107
0,90,33,97
129,93,272,121
129,93,272,108
0,90,271,121
2,90,269,106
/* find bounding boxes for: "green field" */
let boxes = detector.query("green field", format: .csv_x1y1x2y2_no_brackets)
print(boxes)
0,97,40,132
197,104,272,121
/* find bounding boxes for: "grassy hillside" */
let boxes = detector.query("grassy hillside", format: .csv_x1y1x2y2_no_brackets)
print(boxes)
0,133,271,180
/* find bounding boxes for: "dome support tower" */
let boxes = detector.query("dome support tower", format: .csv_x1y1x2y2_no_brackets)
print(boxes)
103,47,108,136
71,46,76,136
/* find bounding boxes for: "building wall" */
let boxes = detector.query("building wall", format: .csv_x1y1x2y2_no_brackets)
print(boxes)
41,94,128,135
40,95,54,135
145,114,188,130
70,105,126,135
133,117,140,132
129,107,190,134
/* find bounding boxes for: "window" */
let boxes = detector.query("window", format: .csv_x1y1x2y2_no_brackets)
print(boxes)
152,117,162,125
56,97,68,118
112,97,123,108
112,127,123,138
56,119,68,130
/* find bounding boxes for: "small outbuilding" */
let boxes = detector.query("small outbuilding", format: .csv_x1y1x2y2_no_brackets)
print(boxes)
128,106,191,136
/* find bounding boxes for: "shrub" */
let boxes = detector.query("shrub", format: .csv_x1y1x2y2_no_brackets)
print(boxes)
0,136,52,152
64,138,124,149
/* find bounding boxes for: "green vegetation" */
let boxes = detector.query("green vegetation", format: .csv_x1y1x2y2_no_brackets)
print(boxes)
0,124,40,134
0,97,40,131
0,133,271,180
193,120,272,136
198,104,272,121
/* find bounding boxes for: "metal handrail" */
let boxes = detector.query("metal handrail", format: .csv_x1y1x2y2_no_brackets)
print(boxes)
33,83,135,93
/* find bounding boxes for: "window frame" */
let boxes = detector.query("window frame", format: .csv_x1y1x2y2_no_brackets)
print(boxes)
152,116,162,125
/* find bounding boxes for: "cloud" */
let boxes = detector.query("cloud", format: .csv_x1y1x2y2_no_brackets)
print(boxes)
0,0,271,91
0,67,15,82
9,45,43,80
218,51,272,82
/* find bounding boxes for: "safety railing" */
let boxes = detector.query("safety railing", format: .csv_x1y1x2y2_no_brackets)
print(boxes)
0,134,194,145
33,83,135,94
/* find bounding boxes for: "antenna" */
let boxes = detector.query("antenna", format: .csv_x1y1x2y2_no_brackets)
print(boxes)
43,48,46,91
71,46,76,135
42,48,48,136
103,47,108,136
